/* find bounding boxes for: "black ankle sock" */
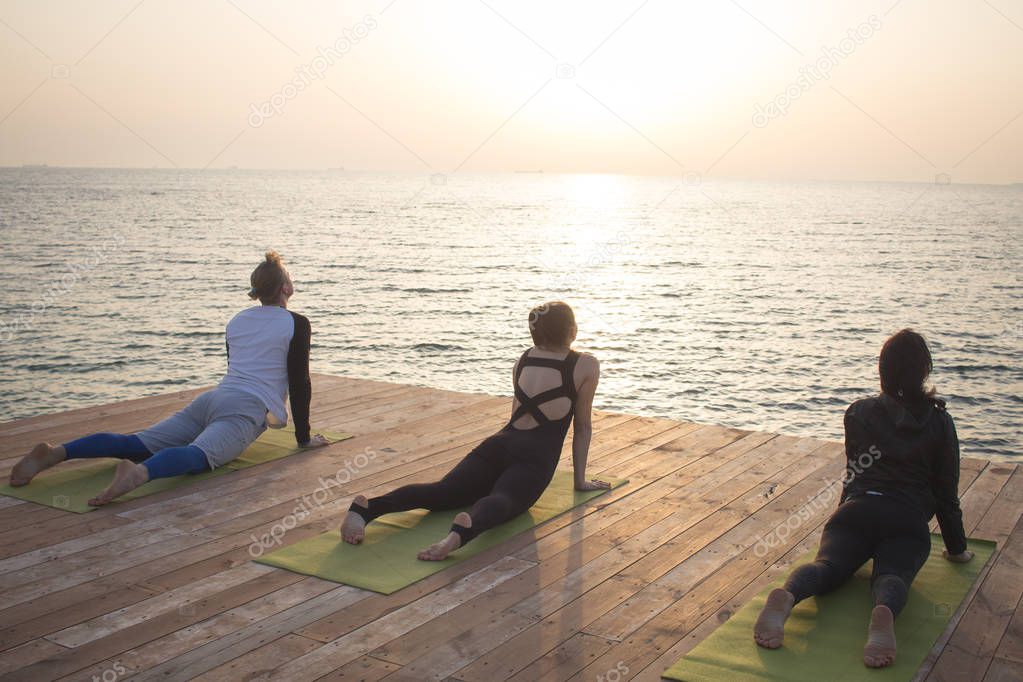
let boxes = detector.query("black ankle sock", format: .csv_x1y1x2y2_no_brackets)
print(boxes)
348,500,371,519
450,522,477,547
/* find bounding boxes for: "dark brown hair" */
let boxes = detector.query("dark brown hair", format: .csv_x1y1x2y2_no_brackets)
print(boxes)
878,328,936,402
249,251,289,304
528,301,575,348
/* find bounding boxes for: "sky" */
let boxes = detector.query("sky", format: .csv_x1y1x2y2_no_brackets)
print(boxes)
0,0,1021,183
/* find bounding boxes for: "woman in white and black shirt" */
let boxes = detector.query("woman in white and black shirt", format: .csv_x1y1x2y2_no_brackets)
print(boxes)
9,251,328,505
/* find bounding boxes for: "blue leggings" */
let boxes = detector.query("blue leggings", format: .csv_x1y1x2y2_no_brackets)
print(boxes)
63,433,210,480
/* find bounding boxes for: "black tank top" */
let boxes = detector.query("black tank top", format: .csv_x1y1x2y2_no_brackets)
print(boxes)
504,349,581,448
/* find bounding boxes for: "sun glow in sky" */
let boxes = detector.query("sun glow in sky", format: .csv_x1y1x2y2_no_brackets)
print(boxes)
0,0,1020,182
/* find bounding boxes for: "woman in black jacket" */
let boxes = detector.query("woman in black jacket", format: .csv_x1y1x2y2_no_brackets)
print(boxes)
753,329,972,668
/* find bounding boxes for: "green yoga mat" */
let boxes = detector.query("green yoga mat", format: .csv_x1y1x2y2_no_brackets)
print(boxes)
663,535,996,682
256,471,628,594
0,426,353,513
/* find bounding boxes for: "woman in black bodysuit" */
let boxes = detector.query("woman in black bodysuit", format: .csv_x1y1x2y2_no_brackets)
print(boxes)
340,301,609,560
753,329,973,669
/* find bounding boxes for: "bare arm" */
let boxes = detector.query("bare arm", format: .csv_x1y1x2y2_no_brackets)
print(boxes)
572,355,608,491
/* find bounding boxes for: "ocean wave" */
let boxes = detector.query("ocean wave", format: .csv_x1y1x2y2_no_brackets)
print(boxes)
134,330,221,338
383,285,472,294
410,343,466,352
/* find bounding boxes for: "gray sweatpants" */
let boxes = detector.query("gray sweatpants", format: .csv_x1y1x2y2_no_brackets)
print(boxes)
136,387,268,469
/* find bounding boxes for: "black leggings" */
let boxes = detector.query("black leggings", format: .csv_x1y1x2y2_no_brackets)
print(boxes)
359,432,557,545
783,496,931,616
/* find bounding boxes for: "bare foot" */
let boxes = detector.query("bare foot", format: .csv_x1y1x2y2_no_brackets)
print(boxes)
754,588,795,649
88,460,149,506
863,605,897,668
10,443,66,486
341,495,368,544
418,511,470,561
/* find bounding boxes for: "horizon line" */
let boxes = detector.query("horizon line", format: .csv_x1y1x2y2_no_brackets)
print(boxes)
2,164,1020,187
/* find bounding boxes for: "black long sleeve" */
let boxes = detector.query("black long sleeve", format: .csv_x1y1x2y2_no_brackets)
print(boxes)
839,406,865,504
933,413,968,555
286,311,312,445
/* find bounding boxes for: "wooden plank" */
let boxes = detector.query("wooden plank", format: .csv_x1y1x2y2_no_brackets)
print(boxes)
972,465,1023,543
0,527,205,612
984,657,1023,682
190,633,321,682
934,462,1012,538
318,654,402,681
129,585,366,681
254,557,536,680
991,592,1023,665
45,563,275,647
0,507,133,561
0,638,69,676
0,516,167,576
68,578,340,682
450,577,648,681
505,632,618,682
0,584,158,652
5,568,308,681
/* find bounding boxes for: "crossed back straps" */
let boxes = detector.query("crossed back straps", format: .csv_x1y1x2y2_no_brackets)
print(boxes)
509,349,581,427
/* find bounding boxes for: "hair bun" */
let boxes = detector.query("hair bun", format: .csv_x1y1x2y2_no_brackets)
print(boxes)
250,251,288,302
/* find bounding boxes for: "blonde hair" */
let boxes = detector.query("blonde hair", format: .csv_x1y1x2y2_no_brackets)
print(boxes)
249,251,288,304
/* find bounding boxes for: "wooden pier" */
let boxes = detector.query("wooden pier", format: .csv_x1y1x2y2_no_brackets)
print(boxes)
0,375,1019,681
